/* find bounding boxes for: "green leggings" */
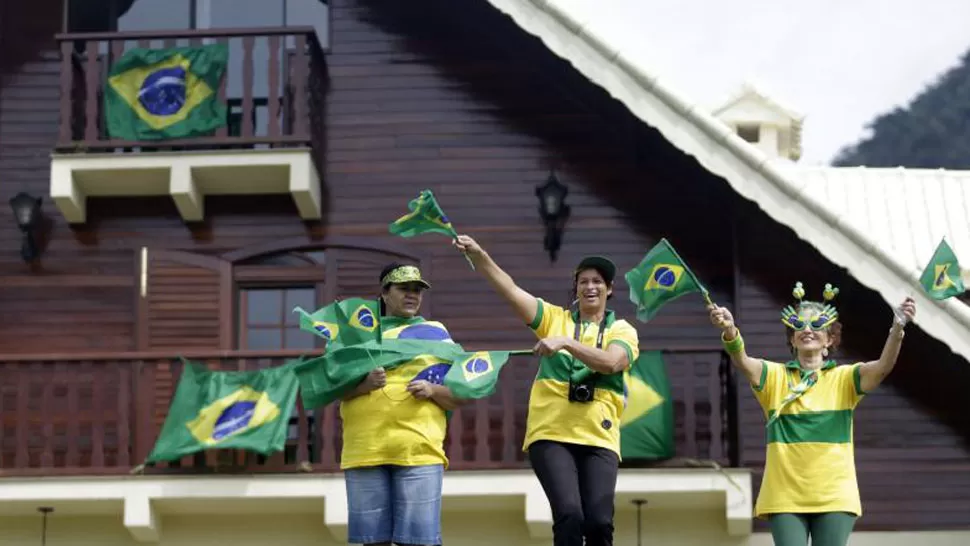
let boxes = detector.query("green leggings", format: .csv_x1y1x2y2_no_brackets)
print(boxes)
768,513,856,546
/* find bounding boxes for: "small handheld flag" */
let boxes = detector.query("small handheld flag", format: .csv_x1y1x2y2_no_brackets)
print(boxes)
919,238,966,300
293,298,381,347
625,238,710,322
389,189,475,270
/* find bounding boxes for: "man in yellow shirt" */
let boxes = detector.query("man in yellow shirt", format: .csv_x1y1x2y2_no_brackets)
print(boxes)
340,263,462,546
454,235,639,546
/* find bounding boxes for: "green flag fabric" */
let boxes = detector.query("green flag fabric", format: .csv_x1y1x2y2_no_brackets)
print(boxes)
294,339,469,409
146,359,299,463
919,238,966,300
443,351,512,399
294,298,381,346
625,238,709,322
389,189,458,238
620,351,674,460
105,44,228,141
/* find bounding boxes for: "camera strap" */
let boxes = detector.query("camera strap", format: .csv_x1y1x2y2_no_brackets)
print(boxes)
572,315,607,349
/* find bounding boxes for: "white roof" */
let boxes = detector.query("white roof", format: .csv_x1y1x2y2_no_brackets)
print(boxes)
483,0,970,362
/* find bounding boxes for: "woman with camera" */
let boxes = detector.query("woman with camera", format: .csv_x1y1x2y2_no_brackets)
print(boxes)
453,235,640,546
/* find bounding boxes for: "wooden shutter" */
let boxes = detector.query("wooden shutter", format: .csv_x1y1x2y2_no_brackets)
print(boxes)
136,248,233,351
135,248,233,430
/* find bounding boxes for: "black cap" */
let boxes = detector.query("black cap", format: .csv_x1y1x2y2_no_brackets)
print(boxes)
575,256,616,284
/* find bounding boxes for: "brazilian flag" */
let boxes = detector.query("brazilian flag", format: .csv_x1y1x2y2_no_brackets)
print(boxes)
105,44,228,141
919,238,966,300
145,359,299,463
389,189,458,238
443,350,513,399
293,298,381,347
620,351,674,460
625,238,708,323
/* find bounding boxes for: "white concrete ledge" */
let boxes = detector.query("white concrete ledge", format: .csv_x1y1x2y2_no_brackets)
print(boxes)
49,148,322,224
0,468,751,543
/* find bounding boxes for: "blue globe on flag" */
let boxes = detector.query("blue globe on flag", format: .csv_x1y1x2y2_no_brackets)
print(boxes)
464,357,489,374
138,66,187,116
211,401,256,440
652,266,677,288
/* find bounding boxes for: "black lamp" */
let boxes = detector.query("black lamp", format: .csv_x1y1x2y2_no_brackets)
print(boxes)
9,192,43,262
535,170,570,261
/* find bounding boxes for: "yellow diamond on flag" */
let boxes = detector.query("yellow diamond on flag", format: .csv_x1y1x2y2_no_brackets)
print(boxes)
108,54,215,131
644,263,685,292
621,375,664,425
460,351,493,382
186,386,281,446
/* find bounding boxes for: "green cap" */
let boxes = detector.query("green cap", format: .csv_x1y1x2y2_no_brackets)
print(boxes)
575,256,616,284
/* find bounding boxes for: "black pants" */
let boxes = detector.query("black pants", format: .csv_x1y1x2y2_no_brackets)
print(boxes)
528,440,620,546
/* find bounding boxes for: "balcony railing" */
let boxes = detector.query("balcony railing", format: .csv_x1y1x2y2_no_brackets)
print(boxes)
0,349,738,477
54,27,326,159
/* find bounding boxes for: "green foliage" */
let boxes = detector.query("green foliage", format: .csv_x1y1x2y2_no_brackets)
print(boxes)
832,49,970,169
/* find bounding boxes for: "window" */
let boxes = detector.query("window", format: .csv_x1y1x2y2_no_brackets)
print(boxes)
235,249,327,350
736,124,761,143
239,287,317,349
66,0,329,45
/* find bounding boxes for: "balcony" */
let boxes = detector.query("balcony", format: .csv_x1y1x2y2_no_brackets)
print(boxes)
50,27,327,224
0,348,738,475
0,349,749,540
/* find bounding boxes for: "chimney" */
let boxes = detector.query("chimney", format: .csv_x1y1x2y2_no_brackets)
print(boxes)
712,83,804,161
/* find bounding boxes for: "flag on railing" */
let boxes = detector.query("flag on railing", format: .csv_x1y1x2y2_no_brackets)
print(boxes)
624,238,710,322
919,238,966,300
143,358,300,464
293,298,381,346
105,44,228,141
620,351,674,460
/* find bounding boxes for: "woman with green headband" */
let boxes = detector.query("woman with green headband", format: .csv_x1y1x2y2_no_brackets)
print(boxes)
708,282,916,546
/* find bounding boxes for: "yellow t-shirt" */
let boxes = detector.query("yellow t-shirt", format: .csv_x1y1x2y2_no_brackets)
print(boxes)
524,299,640,457
752,359,866,517
339,318,454,470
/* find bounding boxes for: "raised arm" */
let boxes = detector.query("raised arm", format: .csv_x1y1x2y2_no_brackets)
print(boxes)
857,297,914,393
708,304,764,386
454,234,539,326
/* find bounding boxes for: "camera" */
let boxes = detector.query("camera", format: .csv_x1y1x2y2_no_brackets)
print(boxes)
568,381,595,403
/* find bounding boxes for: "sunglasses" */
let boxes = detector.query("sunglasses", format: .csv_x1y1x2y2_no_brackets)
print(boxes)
781,305,837,331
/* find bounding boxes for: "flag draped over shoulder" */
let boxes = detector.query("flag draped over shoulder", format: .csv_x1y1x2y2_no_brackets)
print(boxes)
443,351,512,399
294,298,381,346
389,189,458,238
145,359,300,463
620,351,674,460
919,238,966,300
105,44,228,141
625,238,709,322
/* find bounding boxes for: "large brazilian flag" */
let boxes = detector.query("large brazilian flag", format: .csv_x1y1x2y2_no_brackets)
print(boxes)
620,351,674,460
145,359,300,463
104,44,228,141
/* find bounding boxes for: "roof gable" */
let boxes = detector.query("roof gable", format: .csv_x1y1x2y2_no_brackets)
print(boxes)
481,0,970,363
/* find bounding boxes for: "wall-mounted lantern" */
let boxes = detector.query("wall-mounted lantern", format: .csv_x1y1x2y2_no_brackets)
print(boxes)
535,169,570,262
9,192,44,262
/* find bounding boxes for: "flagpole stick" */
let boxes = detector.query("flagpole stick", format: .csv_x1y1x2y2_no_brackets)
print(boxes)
451,232,476,271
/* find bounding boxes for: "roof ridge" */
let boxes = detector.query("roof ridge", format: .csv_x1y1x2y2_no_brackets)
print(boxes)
486,0,970,361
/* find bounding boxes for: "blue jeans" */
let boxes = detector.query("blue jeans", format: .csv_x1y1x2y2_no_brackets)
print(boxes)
345,464,444,545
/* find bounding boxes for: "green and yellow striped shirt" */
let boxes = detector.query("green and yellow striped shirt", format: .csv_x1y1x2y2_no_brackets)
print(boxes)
752,359,866,518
